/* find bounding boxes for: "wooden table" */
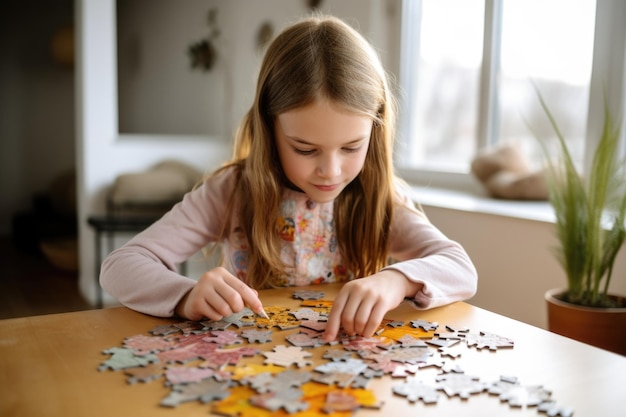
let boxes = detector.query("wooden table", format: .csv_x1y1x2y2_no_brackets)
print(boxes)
1,283,624,416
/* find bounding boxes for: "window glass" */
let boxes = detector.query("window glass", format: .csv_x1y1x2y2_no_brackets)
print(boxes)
399,0,597,174
399,0,485,172
499,0,596,170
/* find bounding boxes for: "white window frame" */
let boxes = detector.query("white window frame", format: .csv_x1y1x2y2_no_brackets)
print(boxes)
396,0,626,192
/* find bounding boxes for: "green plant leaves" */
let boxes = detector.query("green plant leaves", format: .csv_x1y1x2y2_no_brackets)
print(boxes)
533,87,625,307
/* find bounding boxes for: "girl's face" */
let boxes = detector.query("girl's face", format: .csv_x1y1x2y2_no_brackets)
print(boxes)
275,99,373,203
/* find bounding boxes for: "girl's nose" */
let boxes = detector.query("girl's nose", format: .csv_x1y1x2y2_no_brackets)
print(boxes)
317,154,341,178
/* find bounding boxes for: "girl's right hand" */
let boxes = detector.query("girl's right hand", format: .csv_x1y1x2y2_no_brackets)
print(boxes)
175,266,263,321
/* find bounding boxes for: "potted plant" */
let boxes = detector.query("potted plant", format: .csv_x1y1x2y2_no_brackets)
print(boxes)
534,91,626,355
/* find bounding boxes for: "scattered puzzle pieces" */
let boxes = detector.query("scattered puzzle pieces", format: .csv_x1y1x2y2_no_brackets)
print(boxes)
96,300,579,417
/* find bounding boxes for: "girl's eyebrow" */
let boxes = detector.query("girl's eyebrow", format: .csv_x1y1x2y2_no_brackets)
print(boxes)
286,136,369,146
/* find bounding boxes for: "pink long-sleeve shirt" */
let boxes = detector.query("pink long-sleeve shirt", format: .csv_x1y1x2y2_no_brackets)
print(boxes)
100,168,477,317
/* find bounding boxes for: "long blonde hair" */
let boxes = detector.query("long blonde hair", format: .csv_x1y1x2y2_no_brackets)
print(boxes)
216,15,397,288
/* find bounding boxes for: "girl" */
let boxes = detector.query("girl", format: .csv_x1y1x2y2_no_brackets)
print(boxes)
100,15,477,342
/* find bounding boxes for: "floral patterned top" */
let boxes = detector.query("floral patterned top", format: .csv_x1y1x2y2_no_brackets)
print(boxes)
223,189,351,286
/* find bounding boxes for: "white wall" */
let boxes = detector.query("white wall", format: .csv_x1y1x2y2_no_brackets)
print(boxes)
422,203,626,329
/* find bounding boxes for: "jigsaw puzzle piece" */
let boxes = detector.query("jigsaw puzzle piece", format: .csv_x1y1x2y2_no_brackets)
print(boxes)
286,331,326,348
246,369,312,394
293,290,325,300
123,362,165,384
164,366,231,386
123,334,176,354
210,385,269,417
98,347,159,371
498,384,552,407
393,375,440,404
202,329,243,347
300,299,334,309
410,319,439,331
240,328,273,344
199,345,259,369
160,377,232,407
262,345,313,368
226,363,286,381
537,401,575,417
321,390,362,413
249,387,309,413
435,373,486,399
465,331,514,351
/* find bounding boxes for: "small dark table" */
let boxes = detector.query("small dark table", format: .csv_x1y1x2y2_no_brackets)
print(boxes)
87,214,162,308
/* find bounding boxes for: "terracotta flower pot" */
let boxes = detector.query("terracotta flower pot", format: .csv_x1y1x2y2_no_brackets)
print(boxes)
545,288,626,356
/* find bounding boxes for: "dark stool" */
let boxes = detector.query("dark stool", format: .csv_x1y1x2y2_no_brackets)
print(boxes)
87,214,187,308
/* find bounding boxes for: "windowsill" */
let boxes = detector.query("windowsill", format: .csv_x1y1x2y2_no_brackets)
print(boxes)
408,185,556,224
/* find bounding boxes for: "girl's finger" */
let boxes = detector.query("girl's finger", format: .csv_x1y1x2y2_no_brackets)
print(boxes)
230,278,264,315
198,300,224,322
323,291,348,341
212,282,241,317
338,293,363,337
361,302,387,337
352,297,376,336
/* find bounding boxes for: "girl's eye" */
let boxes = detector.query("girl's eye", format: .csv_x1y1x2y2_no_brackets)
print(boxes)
342,146,361,153
294,148,315,156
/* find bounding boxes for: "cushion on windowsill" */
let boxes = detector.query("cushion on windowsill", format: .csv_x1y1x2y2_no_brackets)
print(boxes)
108,160,203,210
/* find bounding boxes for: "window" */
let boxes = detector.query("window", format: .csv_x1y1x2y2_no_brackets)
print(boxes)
397,0,626,189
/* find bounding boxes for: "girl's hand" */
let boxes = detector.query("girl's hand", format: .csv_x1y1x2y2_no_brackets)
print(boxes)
175,267,263,321
322,270,422,341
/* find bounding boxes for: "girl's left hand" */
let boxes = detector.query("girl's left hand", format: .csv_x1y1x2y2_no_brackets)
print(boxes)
322,270,422,341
